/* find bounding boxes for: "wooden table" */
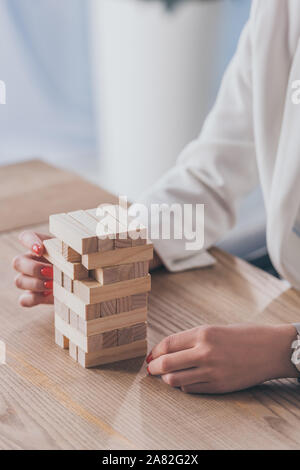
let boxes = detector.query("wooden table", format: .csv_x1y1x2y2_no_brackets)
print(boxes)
1,160,300,450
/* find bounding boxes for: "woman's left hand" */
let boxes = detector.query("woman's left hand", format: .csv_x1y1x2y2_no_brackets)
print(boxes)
147,324,299,394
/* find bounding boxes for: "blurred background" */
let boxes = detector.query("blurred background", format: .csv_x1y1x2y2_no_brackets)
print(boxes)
0,0,269,270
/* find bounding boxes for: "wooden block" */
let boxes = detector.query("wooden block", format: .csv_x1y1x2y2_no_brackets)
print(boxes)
49,213,98,254
131,322,147,342
97,237,114,252
134,261,149,278
132,237,147,246
54,298,70,323
55,329,69,349
63,273,74,293
131,293,148,310
53,266,63,286
55,314,118,353
91,263,135,285
69,310,78,329
118,323,147,346
55,314,87,352
119,264,135,281
78,317,87,334
91,267,118,285
73,274,151,304
100,299,117,317
117,326,133,346
68,210,114,252
78,307,147,336
81,241,153,270
44,238,89,280
88,330,118,352
54,283,99,320
115,237,132,249
77,339,147,368
61,242,81,262
117,296,132,313
69,341,78,361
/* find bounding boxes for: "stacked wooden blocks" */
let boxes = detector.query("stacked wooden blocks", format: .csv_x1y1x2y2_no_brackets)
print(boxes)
44,207,153,367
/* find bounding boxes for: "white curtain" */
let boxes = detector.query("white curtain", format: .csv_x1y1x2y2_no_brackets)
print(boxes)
0,0,96,167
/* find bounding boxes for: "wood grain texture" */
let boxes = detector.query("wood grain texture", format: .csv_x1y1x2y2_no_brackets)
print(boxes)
69,311,78,329
100,299,117,317
3,161,300,449
78,307,147,336
54,298,70,323
73,275,151,304
63,274,74,293
131,322,147,342
4,226,300,450
69,342,78,362
55,315,119,354
0,160,117,233
77,340,147,368
68,210,115,252
132,238,147,247
131,293,148,310
53,266,63,286
117,296,132,313
134,261,149,278
91,263,135,285
115,238,132,249
88,330,118,352
54,283,96,321
55,329,69,350
49,213,98,254
118,323,147,346
44,238,88,281
81,242,153,270
61,243,81,263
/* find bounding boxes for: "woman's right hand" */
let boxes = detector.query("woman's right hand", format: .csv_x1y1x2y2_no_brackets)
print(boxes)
12,231,54,307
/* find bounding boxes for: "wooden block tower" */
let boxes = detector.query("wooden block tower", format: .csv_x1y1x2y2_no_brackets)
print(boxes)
43,207,153,368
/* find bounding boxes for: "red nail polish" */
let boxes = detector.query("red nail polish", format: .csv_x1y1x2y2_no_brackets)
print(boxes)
146,352,153,364
41,266,53,278
43,280,53,290
32,244,43,256
147,366,151,375
43,291,52,297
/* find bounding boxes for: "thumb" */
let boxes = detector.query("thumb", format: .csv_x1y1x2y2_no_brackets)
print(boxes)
18,231,50,257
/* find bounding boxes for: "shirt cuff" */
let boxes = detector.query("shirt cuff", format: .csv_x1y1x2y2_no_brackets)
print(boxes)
128,203,216,272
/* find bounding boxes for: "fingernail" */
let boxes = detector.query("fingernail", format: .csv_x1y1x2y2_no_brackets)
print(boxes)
147,366,151,375
146,352,153,364
32,244,43,256
41,266,53,278
43,291,52,297
43,280,53,290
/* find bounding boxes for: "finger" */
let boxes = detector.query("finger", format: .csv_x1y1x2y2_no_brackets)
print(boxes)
19,291,54,308
181,382,220,395
151,328,199,360
162,367,212,388
148,348,199,376
18,231,51,257
12,254,53,279
15,274,53,293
